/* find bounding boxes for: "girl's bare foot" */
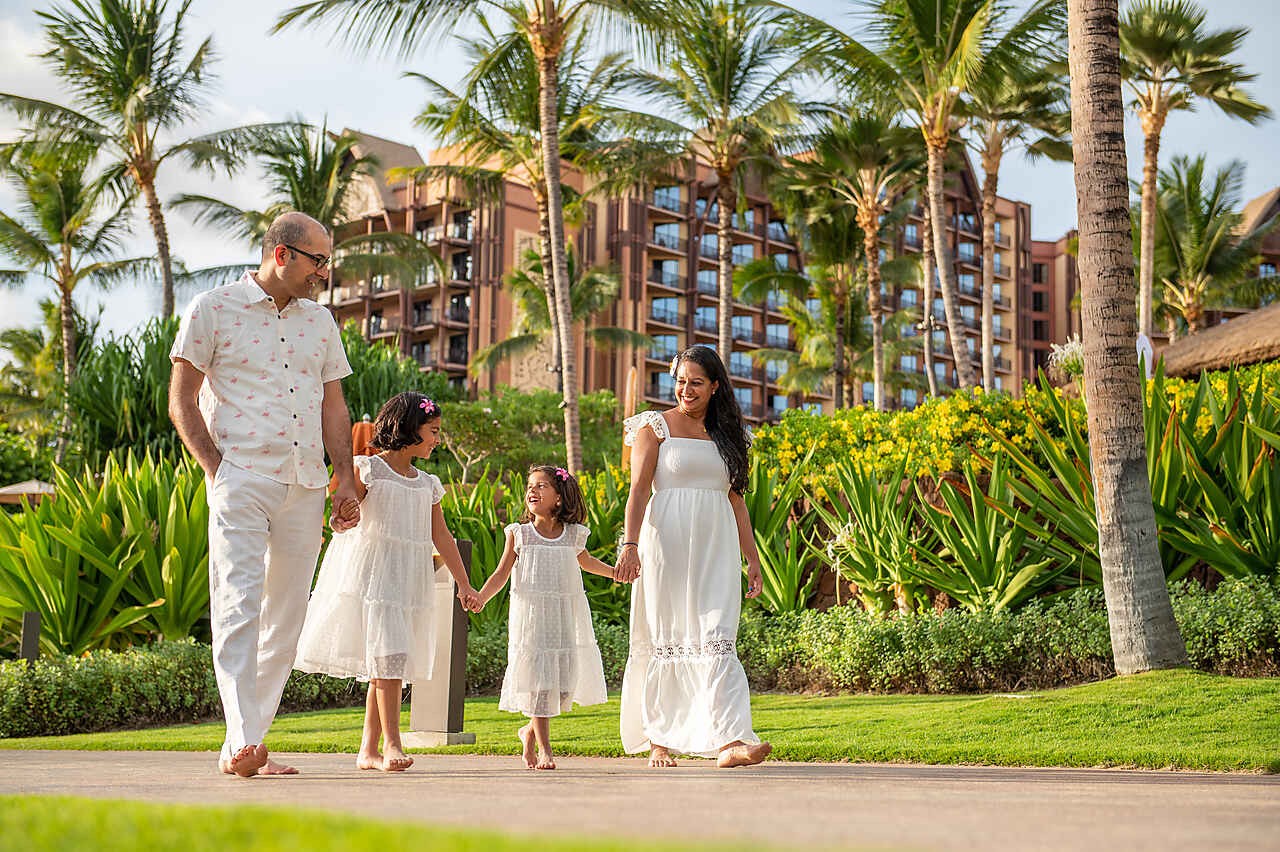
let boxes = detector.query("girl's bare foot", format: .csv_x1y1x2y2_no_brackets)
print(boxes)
258,758,299,776
382,747,413,772
717,741,772,768
518,724,538,769
648,745,677,768
356,752,382,771
535,747,556,770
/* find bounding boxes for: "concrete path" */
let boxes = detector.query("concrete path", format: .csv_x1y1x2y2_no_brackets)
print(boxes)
3,750,1278,851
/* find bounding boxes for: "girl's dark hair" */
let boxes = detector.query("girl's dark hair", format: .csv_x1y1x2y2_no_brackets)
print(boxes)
670,345,750,493
520,465,587,525
369,392,441,451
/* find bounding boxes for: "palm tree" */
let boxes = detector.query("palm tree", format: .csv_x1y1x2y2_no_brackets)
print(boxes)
0,301,98,447
275,0,664,474
624,0,809,358
1121,0,1270,341
0,0,277,317
1152,155,1279,335
964,65,1072,389
786,0,1065,390
0,142,152,459
1066,0,1186,673
775,104,921,410
470,246,651,376
171,122,439,298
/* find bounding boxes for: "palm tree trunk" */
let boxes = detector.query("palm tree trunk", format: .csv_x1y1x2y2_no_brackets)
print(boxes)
1137,106,1165,341
920,195,940,397
139,173,176,317
535,195,563,393
1067,0,1187,674
980,146,1001,392
717,182,735,360
926,141,976,388
833,281,846,409
859,206,886,410
534,12,583,473
55,263,76,465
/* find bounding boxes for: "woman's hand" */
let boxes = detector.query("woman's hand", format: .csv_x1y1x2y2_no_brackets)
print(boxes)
745,563,763,599
615,544,641,583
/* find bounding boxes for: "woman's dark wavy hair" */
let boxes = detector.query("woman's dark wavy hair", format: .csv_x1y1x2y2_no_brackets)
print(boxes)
670,345,750,493
519,465,587,525
369,391,441,451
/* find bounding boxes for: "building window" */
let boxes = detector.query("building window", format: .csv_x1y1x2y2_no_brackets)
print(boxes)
1032,262,1046,284
993,376,1003,391
650,334,678,360
451,252,472,281
934,362,948,383
650,371,675,400
697,268,717,294
767,219,789,241
735,209,755,231
904,223,919,246
450,210,473,240
446,333,469,364
932,330,948,351
992,253,1003,273
901,388,919,409
861,382,874,403
770,394,788,415
734,386,754,415
956,213,976,232
900,288,918,307
1032,291,1047,312
700,233,719,258
1032,319,1048,341
766,323,789,348
652,222,682,250
732,243,755,265
805,297,821,317
652,185,681,211
731,314,755,341
900,355,919,372
765,359,784,381
801,402,822,414
651,297,680,325
771,252,790,271
959,272,976,291
729,351,754,379
993,221,1003,243
695,305,717,332
650,260,680,287
1261,262,1278,279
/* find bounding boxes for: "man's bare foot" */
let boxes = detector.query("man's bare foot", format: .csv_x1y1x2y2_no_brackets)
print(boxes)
518,724,537,770
535,747,556,770
356,752,382,771
717,741,772,768
647,745,677,768
258,758,299,776
382,747,413,772
226,743,268,778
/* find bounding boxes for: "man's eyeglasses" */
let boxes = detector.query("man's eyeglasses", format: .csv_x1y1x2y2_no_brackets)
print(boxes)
283,244,331,270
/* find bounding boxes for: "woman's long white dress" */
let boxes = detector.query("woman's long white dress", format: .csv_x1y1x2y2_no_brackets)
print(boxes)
619,410,762,757
499,522,608,718
293,454,441,683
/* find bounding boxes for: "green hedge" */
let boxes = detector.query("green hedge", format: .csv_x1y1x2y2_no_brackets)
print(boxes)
738,578,1280,693
0,640,359,739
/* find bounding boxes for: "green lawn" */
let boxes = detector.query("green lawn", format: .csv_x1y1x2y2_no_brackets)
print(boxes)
4,670,1277,772
0,796,754,852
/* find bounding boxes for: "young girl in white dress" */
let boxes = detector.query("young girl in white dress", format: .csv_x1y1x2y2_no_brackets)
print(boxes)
474,465,614,770
294,392,479,772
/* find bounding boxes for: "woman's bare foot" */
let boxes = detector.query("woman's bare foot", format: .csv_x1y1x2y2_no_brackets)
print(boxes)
648,745,677,768
717,741,772,768
518,724,538,769
222,743,268,778
259,758,298,776
356,752,382,771
382,747,413,772
534,747,556,770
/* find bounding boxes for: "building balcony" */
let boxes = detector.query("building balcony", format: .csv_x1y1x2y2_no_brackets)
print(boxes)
646,381,676,403
410,310,434,328
650,192,685,215
694,314,718,333
648,270,684,290
696,276,719,296
448,222,473,242
443,305,470,325
995,231,1011,248
648,344,679,362
766,222,793,244
732,326,763,346
368,317,400,337
650,232,687,253
444,345,469,367
729,362,765,382
649,307,685,327
698,238,720,259
994,356,1012,371
764,332,789,348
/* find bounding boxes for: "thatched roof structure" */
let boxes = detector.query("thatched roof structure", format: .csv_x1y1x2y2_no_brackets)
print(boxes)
1160,302,1280,378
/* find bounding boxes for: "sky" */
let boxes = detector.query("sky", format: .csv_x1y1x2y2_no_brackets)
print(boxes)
1,0,1278,338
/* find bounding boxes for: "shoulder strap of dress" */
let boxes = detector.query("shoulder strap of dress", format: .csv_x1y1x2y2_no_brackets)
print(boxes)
623,410,669,446
504,522,523,553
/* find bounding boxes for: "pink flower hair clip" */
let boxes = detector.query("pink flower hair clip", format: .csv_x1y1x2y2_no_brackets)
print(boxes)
554,467,570,481
419,398,438,416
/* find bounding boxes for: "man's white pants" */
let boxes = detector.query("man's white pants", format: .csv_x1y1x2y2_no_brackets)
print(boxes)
207,461,325,762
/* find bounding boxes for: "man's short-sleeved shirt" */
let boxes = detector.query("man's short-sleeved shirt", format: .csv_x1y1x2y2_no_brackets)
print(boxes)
170,271,352,488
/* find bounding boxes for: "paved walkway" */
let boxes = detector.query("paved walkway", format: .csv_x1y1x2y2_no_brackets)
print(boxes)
4,751,1278,851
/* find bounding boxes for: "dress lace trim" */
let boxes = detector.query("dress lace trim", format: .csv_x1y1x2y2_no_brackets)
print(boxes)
632,639,738,660
623,410,669,446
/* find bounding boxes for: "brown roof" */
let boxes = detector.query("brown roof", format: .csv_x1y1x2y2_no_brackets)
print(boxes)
342,128,425,212
1161,302,1280,378
1240,187,1280,234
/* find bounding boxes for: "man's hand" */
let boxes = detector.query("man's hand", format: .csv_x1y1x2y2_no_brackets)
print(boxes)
330,488,361,533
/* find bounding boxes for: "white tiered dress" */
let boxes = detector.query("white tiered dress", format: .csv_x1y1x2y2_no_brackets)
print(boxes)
619,411,762,757
293,454,442,683
499,522,608,718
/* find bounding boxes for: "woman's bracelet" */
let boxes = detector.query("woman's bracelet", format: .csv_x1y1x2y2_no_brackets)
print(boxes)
618,541,639,549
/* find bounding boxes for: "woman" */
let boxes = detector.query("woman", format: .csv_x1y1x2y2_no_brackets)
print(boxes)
616,345,772,768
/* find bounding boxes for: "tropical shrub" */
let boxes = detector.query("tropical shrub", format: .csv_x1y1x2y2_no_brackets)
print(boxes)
0,425,50,486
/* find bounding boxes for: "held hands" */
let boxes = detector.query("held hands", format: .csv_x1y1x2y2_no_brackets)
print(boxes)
613,544,640,584
745,563,763,599
330,489,361,533
457,584,481,613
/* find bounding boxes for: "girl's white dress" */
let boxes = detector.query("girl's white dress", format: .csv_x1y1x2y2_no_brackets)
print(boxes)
499,522,608,717
619,410,762,757
294,454,443,683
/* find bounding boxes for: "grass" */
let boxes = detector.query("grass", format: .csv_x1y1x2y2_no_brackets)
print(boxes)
0,796,755,852
3,670,1277,772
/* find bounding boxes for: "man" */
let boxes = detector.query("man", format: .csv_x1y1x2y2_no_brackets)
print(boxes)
169,211,360,777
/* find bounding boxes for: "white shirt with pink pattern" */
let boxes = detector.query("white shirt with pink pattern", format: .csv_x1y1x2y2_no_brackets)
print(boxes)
170,271,352,488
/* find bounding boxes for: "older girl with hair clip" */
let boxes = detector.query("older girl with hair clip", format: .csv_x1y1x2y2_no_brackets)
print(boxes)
295,392,479,772
473,465,618,770
616,345,772,769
